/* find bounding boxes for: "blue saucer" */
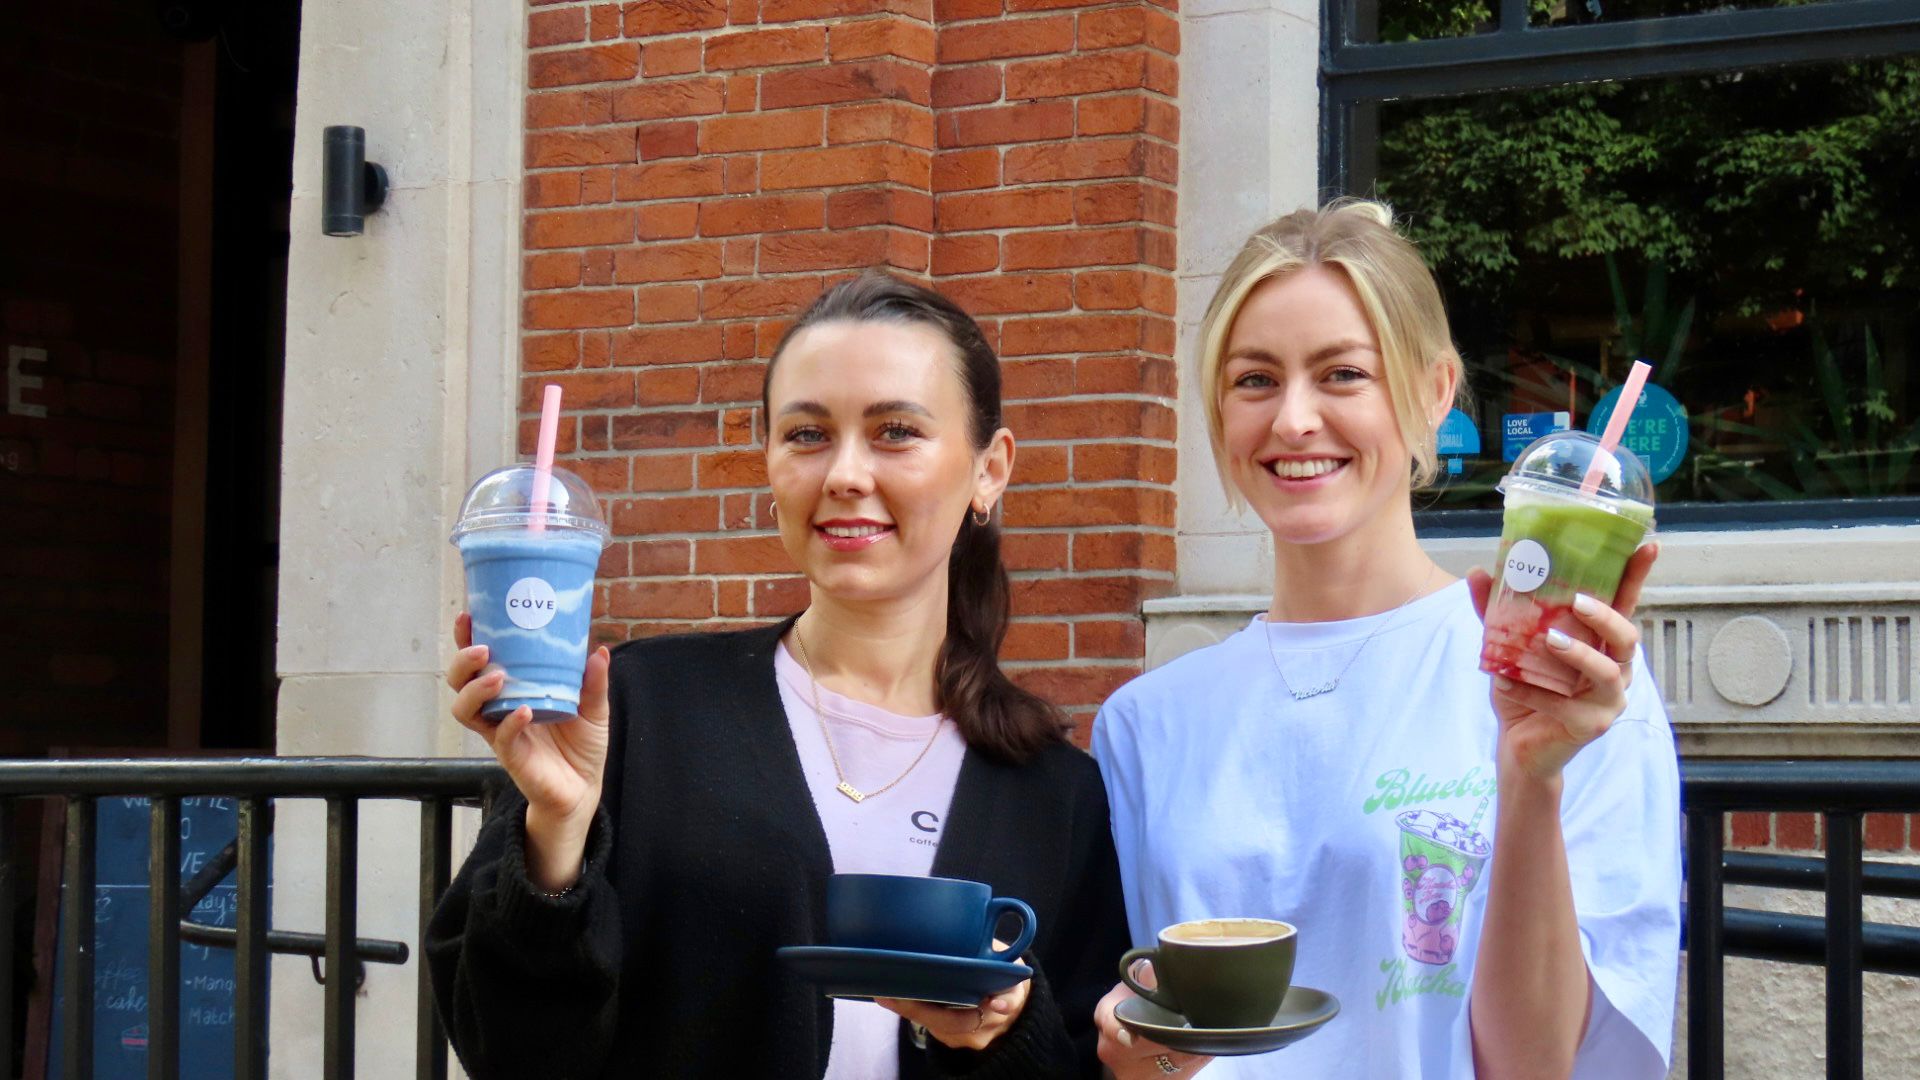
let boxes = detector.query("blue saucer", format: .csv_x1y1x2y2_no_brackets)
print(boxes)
777,945,1033,1006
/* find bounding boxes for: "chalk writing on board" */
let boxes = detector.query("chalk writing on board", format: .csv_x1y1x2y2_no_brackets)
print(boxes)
49,796,271,1079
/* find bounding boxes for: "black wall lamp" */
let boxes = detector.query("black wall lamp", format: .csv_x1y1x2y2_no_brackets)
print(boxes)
322,126,389,237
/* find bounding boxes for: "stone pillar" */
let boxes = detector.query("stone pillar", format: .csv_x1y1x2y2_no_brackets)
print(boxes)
273,0,523,1071
1167,0,1319,611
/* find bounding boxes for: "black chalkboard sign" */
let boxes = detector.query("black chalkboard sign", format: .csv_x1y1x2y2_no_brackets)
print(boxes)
45,796,272,1078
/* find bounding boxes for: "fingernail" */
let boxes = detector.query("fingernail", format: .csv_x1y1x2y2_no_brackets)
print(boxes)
1546,628,1573,650
1573,593,1601,616
1494,675,1514,691
1116,1029,1134,1048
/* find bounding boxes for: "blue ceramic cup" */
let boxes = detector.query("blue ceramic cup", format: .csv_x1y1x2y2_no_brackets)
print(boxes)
826,874,1037,961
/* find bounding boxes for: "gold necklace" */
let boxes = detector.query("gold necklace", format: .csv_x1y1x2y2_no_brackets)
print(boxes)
792,621,945,803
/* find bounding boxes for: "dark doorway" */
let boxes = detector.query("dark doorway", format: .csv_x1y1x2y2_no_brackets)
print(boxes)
0,0,298,759
198,1,299,751
1,3,297,1068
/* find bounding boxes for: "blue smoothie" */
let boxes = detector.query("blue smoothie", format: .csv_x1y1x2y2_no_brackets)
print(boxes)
456,530,603,722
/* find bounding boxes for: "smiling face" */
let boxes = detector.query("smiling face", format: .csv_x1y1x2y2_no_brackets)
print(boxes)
1219,264,1447,549
765,319,1011,607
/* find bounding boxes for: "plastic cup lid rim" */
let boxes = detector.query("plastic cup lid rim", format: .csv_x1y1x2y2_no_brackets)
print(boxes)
450,514,609,537
451,461,609,541
1497,472,1653,508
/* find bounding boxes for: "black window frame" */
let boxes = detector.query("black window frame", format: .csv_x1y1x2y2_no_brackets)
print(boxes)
1319,0,1920,533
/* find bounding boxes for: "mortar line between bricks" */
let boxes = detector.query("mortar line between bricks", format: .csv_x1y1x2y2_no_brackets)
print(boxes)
935,108,1180,132
622,568,1175,576
567,439,1185,452
928,176,1175,193
521,314,1177,326
603,486,1184,498
611,539,1183,550
609,525,1182,538
526,393,1184,408
520,231,1175,251
644,524,1185,534
1008,566,1180,576
998,657,1144,664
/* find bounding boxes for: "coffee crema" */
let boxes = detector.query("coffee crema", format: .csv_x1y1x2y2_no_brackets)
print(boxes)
1163,919,1295,946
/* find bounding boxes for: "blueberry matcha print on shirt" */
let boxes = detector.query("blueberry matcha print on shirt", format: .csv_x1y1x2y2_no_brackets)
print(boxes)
1395,809,1491,966
1362,766,1495,815
1362,766,1494,1011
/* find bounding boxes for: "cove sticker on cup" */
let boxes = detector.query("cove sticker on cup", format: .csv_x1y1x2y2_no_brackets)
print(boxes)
1502,539,1550,593
506,577,560,629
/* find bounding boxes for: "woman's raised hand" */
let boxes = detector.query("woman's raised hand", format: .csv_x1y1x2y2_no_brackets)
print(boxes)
447,611,612,891
1466,543,1659,782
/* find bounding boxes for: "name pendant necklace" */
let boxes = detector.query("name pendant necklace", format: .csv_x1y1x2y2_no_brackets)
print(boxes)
793,622,944,803
1262,566,1437,701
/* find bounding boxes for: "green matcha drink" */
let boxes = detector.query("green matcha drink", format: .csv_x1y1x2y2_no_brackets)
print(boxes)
1480,431,1654,693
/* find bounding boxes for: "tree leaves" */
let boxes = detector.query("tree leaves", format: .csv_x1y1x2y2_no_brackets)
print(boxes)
1375,59,1920,315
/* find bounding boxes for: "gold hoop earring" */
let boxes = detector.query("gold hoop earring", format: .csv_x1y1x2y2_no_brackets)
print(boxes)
768,501,779,522
971,505,992,527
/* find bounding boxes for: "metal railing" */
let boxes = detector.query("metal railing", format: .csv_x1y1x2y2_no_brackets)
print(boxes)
1683,759,1920,1080
0,757,501,1080
3,756,1918,1078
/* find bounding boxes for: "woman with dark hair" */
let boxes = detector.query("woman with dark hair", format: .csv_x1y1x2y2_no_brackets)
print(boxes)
427,271,1131,1079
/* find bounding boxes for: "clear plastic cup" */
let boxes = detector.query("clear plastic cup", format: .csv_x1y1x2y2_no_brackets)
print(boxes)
451,464,608,723
1478,431,1655,695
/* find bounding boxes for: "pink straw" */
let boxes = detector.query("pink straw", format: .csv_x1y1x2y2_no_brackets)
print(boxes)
1581,360,1653,495
529,384,563,534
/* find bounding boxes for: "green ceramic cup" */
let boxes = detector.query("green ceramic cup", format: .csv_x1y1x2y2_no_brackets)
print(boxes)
1119,918,1297,1030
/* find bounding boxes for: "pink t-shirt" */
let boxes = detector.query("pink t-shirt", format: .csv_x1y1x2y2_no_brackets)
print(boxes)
774,641,970,1080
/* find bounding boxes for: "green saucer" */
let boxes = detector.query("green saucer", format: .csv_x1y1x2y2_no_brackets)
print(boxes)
1113,985,1340,1056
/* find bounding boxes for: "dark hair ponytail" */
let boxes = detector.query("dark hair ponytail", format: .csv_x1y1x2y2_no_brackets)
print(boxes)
764,271,1069,764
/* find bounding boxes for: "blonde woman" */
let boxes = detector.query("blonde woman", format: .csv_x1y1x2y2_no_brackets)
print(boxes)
1091,202,1680,1079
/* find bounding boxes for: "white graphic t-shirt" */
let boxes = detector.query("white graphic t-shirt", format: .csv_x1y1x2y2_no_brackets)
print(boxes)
775,642,970,1080
1092,581,1680,1079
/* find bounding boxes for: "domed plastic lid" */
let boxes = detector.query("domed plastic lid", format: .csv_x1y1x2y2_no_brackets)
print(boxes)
1497,430,1656,519
450,463,608,541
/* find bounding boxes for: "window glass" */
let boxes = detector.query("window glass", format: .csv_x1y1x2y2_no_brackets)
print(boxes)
1364,0,1848,42
1368,59,1920,509
1533,0,1853,30
1369,0,1506,42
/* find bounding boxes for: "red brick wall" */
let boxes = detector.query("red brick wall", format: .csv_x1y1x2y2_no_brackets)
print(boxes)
1727,812,1920,855
0,2,182,754
521,0,1178,736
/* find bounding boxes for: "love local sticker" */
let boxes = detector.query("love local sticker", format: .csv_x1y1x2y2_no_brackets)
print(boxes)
506,577,559,629
1502,540,1550,593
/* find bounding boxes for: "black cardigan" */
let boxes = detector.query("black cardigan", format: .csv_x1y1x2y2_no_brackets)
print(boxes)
427,620,1131,1079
